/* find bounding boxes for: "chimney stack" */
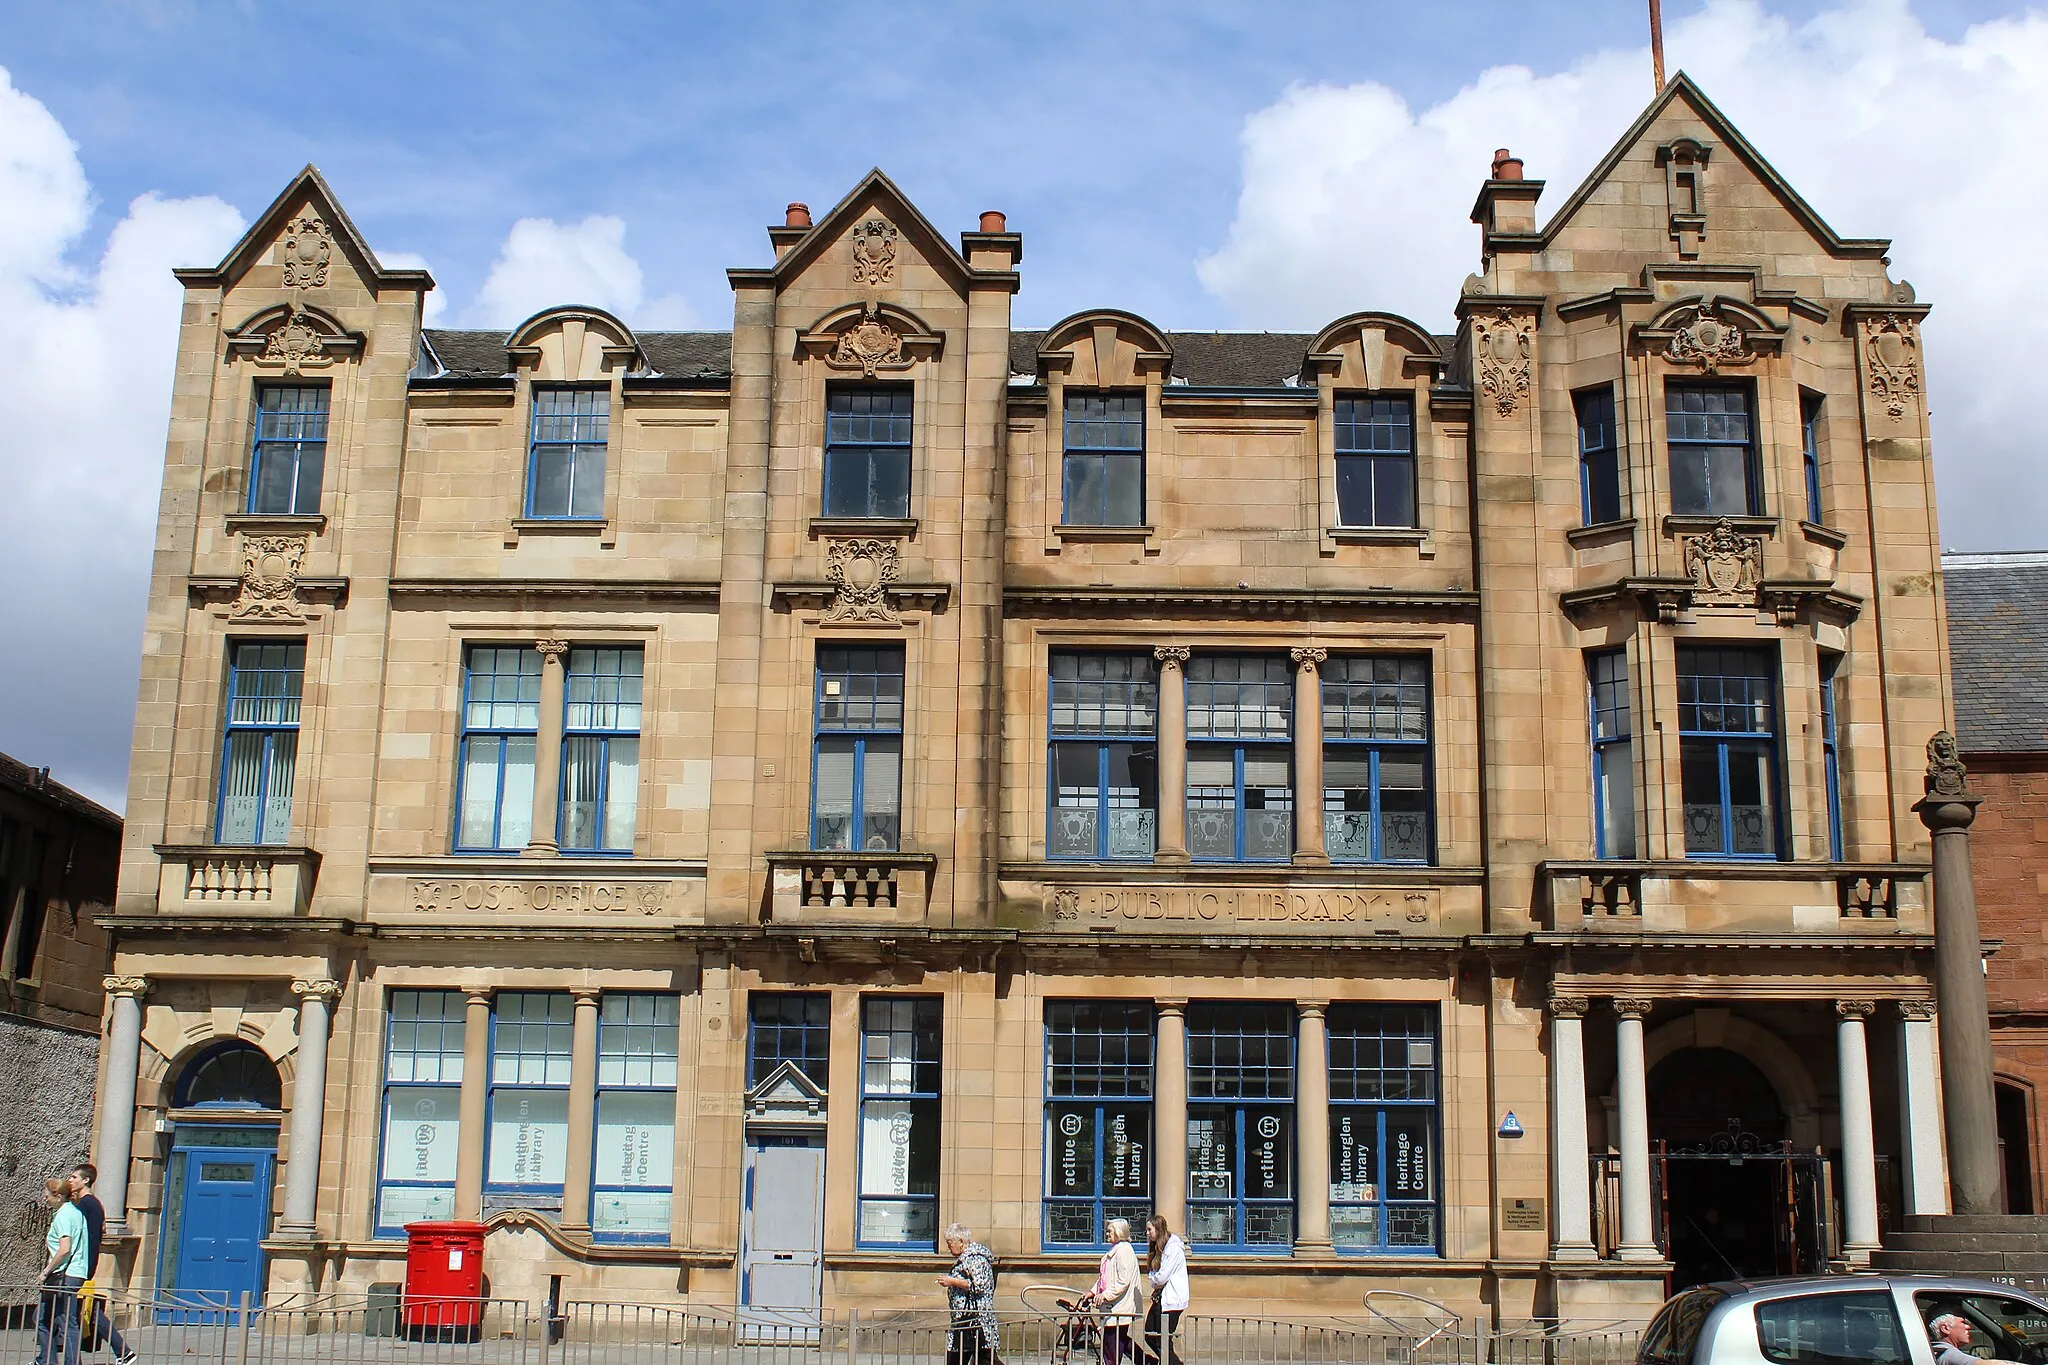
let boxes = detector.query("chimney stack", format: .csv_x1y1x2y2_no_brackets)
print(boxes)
979,210,1007,233
1491,148,1525,181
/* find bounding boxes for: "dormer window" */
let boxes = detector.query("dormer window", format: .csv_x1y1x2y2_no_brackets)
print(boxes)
248,385,328,515
824,385,912,519
526,387,608,519
1062,392,1144,526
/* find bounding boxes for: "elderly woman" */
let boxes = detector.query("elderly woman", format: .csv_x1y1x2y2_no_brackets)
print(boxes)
937,1222,1003,1365
1083,1217,1141,1365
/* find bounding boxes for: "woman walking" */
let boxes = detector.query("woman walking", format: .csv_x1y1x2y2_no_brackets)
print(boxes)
937,1222,1004,1365
1085,1217,1141,1365
1142,1214,1189,1365
37,1177,89,1365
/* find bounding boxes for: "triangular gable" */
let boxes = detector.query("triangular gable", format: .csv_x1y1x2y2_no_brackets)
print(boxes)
758,168,973,291
1537,72,1888,259
174,164,435,292
746,1060,828,1109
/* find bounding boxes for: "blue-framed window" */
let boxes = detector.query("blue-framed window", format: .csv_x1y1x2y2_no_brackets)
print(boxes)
1576,386,1621,525
1328,1005,1439,1255
376,989,464,1235
216,642,304,845
561,647,642,853
1044,1000,1153,1248
1049,652,1159,860
1187,656,1292,862
1589,651,1636,859
1063,392,1145,526
593,993,678,1243
486,993,573,1206
824,386,913,519
1802,392,1825,524
457,647,540,852
1678,645,1781,859
1666,384,1758,517
1335,396,1416,528
1187,1002,1294,1251
247,385,328,515
526,387,608,519
812,645,904,852
748,992,831,1087
1821,653,1844,861
1322,657,1431,864
857,997,941,1247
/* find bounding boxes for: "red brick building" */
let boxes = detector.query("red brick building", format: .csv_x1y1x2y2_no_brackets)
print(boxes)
1943,551,2048,1213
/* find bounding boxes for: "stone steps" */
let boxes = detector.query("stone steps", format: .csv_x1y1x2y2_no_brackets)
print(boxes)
1874,1215,2048,1276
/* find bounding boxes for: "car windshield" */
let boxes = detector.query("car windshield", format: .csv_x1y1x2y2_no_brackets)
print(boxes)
1641,1288,1728,1365
1915,1291,2048,1364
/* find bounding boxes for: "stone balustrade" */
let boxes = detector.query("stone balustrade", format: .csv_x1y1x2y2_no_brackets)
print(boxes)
154,844,320,916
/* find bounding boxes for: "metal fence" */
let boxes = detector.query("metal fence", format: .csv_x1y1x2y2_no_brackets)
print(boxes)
0,1285,1641,1365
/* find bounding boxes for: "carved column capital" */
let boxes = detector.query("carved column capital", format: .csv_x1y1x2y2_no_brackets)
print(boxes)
1296,999,1329,1019
1290,647,1328,671
1899,1000,1937,1022
1612,997,1654,1020
1549,994,1591,1020
291,978,342,1004
1155,998,1188,1017
1152,645,1190,669
536,638,571,660
463,986,496,1007
1836,999,1877,1021
570,986,602,1005
103,976,150,1000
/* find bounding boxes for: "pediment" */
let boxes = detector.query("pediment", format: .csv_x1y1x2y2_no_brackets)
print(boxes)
757,169,972,292
745,1060,828,1124
176,164,433,293
223,301,366,374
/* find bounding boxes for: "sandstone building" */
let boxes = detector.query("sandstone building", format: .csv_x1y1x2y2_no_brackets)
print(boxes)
96,75,1959,1319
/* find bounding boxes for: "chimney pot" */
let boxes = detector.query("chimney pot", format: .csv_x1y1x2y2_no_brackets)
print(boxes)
1491,149,1524,181
979,210,1007,233
785,202,812,229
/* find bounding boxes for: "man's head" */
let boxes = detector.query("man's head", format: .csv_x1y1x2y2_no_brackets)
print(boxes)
68,1163,96,1195
1933,1315,1973,1348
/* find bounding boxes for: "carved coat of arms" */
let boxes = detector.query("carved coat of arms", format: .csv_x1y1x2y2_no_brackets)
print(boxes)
261,307,330,376
831,308,904,377
1665,303,1752,373
281,214,332,289
850,219,898,286
1682,517,1764,604
825,538,901,622
1863,313,1921,421
1473,308,1533,417
231,535,311,620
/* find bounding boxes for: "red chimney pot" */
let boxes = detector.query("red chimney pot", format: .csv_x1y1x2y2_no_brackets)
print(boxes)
785,202,813,228
1490,149,1524,181
979,210,1006,233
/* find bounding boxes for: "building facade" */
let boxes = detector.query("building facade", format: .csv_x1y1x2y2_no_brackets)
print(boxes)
0,753,119,1283
97,76,1958,1320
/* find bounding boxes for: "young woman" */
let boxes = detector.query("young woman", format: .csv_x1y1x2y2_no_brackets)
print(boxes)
1142,1214,1190,1365
37,1177,88,1365
1086,1217,1141,1365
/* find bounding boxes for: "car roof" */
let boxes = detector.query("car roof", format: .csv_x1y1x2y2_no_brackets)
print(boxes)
1696,1274,2048,1302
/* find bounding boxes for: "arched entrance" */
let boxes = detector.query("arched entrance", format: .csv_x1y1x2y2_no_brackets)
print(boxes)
1648,1047,1795,1287
158,1041,283,1317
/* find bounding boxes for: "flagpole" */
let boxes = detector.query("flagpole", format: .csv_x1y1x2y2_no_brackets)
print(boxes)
1649,0,1667,89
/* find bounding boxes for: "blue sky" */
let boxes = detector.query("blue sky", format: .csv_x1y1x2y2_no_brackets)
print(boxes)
0,0,2042,808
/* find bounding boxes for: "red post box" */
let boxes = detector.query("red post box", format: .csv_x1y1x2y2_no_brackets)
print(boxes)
402,1220,488,1337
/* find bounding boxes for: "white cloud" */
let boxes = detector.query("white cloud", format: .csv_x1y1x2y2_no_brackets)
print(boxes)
1199,0,2048,550
0,66,244,810
462,214,693,329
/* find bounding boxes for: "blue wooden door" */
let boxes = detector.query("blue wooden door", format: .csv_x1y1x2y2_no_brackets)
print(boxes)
167,1144,274,1318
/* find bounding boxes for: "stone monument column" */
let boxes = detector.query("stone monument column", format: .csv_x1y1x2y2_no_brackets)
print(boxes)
1914,731,1999,1215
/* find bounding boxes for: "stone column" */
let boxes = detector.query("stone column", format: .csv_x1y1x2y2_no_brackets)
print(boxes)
1914,732,1999,1215
1154,1000,1189,1233
525,638,570,857
277,978,341,1238
454,988,493,1219
1154,648,1190,863
1290,649,1328,865
1294,1001,1331,1252
1613,998,1660,1262
1897,1001,1949,1216
1837,1001,1880,1263
560,988,602,1232
94,976,149,1236
1549,995,1597,1261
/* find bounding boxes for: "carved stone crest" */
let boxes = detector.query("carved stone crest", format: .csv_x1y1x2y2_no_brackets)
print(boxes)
1863,313,1921,421
830,308,904,377
1049,888,1081,921
1665,303,1752,372
281,214,332,289
850,218,898,287
260,307,331,376
1925,729,1969,797
824,538,901,623
1682,517,1764,604
231,534,311,621
1474,307,1533,417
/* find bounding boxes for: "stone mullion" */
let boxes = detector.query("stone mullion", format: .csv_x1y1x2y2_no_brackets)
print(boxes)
1154,648,1190,863
454,988,493,1220
1290,649,1328,864
1293,1002,1332,1253
526,638,569,857
560,987,602,1231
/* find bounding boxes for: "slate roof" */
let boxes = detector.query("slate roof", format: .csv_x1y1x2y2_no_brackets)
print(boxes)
1943,552,2048,755
0,751,121,829
420,330,734,380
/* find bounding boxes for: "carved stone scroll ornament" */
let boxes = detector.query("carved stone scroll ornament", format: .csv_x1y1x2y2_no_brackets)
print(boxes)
830,307,905,378
1289,646,1328,671
280,214,332,289
1682,517,1764,605
1153,645,1191,669
824,538,901,623
850,218,898,287
230,534,311,621
103,975,150,999
1665,302,1753,373
260,307,331,376
1863,313,1922,421
1548,994,1590,1019
292,978,343,1003
1474,307,1533,417
1925,729,1970,797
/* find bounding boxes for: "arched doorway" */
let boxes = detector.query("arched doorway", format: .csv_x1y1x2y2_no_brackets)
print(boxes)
1648,1046,1798,1288
158,1041,283,1317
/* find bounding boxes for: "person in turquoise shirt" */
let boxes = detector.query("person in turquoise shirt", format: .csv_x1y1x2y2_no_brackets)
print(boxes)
37,1177,88,1365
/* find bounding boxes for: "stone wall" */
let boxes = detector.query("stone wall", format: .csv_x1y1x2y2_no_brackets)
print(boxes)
0,1014,98,1285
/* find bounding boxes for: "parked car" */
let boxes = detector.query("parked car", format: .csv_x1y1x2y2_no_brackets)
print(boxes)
1638,1274,2048,1365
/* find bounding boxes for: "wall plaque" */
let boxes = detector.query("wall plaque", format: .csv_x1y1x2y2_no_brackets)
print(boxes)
1500,1197,1546,1231
407,878,671,915
1043,884,1439,929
